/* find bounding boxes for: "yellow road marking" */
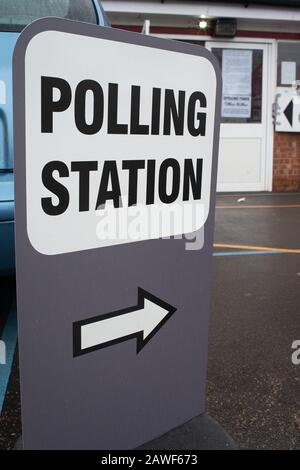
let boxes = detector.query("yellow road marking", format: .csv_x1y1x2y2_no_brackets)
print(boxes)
216,204,300,209
213,243,300,254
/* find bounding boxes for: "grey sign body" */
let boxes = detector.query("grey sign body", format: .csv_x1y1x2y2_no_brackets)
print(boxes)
14,18,221,449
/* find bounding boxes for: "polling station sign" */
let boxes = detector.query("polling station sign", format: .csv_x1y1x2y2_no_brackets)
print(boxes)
14,19,221,449
22,20,217,255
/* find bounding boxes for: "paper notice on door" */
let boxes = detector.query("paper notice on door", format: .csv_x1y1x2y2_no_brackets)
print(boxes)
222,49,252,118
222,95,251,117
281,61,296,85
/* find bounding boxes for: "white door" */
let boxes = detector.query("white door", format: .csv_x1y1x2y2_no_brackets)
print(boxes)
205,41,270,192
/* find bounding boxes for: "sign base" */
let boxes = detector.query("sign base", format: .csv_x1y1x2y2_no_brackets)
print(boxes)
138,413,237,450
14,414,237,450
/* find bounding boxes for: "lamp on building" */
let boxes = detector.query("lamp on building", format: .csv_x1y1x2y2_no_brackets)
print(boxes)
199,19,208,30
199,14,208,30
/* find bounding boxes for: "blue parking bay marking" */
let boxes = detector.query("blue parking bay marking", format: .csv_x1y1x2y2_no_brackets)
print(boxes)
0,302,17,415
213,250,288,257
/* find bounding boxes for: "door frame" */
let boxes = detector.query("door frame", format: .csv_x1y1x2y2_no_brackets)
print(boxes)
205,40,269,191
154,34,276,191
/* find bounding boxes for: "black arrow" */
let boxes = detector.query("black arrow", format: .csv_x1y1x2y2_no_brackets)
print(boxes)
73,288,176,357
284,99,293,127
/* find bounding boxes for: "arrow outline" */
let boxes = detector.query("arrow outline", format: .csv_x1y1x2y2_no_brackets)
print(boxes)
73,287,176,357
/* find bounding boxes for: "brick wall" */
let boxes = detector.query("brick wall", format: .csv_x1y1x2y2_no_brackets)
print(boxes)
273,132,300,191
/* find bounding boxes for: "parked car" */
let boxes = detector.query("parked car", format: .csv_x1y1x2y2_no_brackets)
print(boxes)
0,0,109,274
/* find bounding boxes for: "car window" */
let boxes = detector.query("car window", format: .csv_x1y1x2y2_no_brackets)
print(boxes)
0,0,98,31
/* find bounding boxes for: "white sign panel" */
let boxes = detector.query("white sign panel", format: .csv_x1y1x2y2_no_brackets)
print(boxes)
24,30,218,255
222,49,252,118
281,61,296,85
275,87,300,133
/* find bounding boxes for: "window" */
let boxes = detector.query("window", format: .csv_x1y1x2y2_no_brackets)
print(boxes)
211,48,263,124
277,42,300,86
0,0,97,31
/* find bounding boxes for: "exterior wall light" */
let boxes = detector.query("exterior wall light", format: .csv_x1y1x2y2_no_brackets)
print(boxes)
199,19,208,29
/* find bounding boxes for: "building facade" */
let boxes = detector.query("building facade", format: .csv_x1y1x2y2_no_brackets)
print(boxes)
102,0,300,192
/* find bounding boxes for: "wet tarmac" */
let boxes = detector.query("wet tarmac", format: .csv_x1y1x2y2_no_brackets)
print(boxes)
0,192,300,449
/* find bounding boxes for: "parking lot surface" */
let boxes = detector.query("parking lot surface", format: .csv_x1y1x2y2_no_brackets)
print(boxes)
208,192,300,449
0,192,300,449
